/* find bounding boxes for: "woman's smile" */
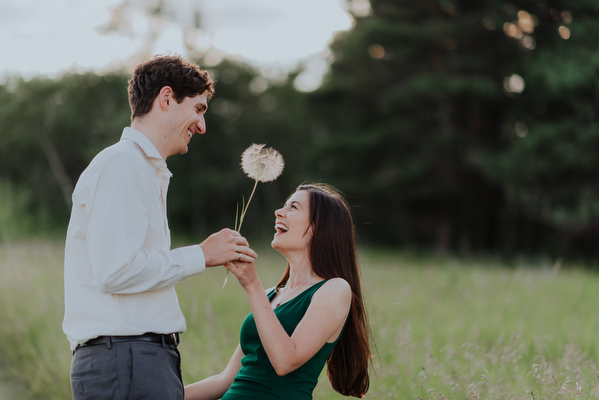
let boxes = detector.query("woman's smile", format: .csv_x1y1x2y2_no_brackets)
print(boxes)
275,223,289,235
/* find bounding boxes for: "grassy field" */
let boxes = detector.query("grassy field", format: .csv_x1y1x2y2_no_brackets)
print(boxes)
1,239,599,399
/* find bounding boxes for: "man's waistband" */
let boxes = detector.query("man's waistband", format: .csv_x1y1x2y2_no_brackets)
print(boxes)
76,332,180,352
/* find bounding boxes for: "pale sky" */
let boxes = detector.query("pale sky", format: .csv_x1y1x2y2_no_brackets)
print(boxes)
0,0,365,90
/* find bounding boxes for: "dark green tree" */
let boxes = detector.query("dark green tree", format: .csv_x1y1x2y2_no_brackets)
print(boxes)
472,2,599,256
309,0,522,252
0,73,131,227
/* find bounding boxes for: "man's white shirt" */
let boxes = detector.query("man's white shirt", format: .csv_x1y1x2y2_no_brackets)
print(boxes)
63,127,205,351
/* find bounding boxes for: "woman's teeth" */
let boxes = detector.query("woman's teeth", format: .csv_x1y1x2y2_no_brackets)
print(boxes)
275,223,288,233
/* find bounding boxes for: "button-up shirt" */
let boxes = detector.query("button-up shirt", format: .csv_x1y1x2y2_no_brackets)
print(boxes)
63,127,205,350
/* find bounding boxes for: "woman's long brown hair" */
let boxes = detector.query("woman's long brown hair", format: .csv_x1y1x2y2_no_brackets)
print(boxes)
275,183,373,397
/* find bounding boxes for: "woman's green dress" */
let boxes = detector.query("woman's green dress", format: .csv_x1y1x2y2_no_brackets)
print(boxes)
222,280,340,399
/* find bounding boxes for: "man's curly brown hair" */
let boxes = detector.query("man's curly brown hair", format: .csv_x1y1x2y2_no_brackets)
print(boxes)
127,55,215,122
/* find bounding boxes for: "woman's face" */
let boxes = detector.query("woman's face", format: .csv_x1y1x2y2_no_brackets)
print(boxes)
271,190,312,253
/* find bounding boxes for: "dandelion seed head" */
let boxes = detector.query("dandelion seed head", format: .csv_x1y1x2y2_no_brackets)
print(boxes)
241,143,284,182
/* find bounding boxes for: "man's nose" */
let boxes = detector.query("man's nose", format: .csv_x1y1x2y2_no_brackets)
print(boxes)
196,115,206,134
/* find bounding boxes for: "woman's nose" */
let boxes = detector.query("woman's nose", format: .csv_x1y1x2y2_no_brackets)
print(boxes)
275,208,284,218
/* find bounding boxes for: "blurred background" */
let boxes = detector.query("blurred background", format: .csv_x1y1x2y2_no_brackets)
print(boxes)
1,0,598,261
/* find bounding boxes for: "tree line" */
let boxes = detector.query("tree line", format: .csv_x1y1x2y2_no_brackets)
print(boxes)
1,0,599,259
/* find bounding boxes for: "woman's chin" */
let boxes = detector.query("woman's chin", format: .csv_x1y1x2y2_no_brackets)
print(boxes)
271,240,287,255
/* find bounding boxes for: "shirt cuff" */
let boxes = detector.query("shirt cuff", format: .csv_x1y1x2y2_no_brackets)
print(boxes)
176,244,206,276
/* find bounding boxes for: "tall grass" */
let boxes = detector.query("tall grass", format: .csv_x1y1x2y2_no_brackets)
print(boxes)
0,240,71,399
1,240,599,399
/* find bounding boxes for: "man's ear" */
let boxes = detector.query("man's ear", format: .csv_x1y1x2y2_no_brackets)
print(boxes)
157,86,173,111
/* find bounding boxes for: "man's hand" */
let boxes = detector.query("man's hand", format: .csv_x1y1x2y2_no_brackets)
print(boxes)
199,228,257,267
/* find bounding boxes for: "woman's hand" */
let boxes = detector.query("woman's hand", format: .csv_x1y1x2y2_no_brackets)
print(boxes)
184,345,244,400
224,259,261,290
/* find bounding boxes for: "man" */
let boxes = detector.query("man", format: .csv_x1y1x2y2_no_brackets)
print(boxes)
63,55,257,400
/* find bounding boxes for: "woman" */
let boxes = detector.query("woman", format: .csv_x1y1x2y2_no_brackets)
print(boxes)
185,183,373,399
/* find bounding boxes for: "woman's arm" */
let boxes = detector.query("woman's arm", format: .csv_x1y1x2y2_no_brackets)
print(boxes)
225,261,351,376
184,345,244,400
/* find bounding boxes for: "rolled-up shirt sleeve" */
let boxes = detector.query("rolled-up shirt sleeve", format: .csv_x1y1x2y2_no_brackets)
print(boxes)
86,150,205,294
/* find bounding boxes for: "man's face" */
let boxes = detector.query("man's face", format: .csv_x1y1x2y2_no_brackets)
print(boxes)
165,92,208,157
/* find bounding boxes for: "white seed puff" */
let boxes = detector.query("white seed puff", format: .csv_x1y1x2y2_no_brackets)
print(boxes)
241,143,285,182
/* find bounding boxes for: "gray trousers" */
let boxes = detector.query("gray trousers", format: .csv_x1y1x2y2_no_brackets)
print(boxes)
70,341,183,400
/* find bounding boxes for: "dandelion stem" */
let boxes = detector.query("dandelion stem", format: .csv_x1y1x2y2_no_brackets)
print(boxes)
223,176,260,289
237,178,259,232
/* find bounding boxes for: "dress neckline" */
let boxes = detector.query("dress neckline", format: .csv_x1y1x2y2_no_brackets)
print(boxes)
271,279,327,309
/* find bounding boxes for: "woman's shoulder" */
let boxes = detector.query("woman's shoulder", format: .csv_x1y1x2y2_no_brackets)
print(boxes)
313,278,351,304
322,277,350,290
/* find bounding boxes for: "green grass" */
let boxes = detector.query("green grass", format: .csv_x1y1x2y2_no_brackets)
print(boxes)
1,239,599,399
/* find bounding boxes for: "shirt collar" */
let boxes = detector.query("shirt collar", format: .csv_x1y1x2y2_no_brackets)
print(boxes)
121,127,172,177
